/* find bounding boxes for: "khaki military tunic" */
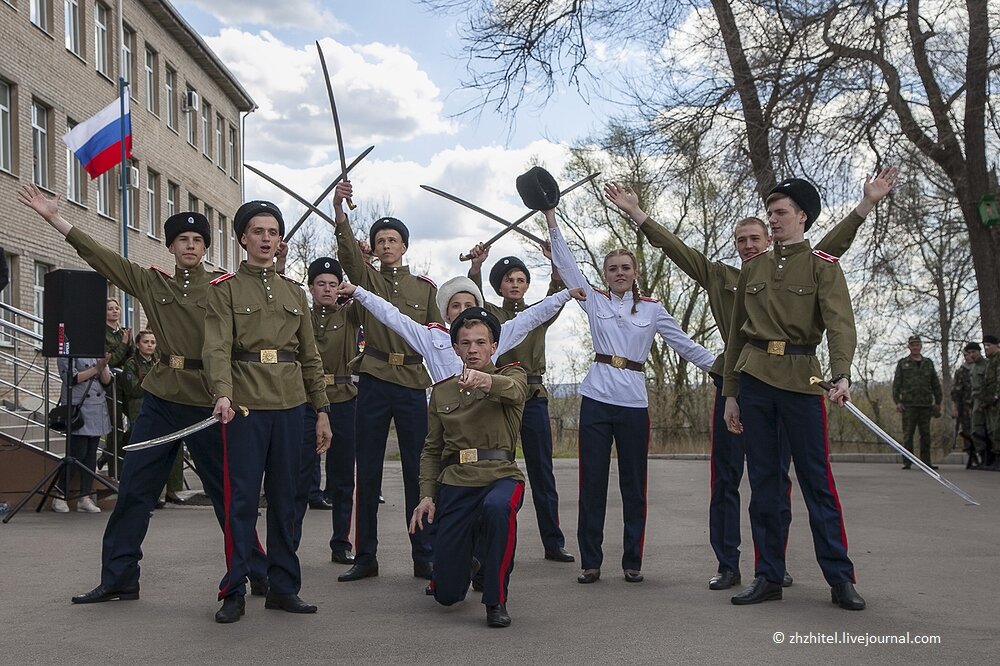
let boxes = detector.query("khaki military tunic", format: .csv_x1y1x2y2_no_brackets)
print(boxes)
105,326,133,368
120,353,157,422
203,262,328,411
335,217,440,389
312,302,360,404
892,356,942,407
640,212,865,377
419,363,528,499
723,240,856,397
67,227,217,407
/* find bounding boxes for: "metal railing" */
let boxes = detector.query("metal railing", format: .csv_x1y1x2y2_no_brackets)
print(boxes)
0,301,61,452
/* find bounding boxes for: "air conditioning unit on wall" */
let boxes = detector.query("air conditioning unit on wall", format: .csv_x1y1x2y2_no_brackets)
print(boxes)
181,90,199,113
118,166,140,189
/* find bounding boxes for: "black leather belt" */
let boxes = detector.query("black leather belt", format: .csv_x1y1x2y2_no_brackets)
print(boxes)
594,353,645,372
233,350,296,364
444,448,515,466
324,374,353,385
365,347,424,366
160,354,203,370
526,375,544,385
748,339,817,356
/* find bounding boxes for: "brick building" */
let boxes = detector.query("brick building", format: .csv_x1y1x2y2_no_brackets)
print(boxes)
0,0,254,340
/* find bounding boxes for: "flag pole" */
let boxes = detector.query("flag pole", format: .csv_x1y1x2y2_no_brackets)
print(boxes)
117,0,130,328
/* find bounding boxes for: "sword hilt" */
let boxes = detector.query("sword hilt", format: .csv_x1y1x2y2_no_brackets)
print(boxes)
809,376,834,391
346,197,356,211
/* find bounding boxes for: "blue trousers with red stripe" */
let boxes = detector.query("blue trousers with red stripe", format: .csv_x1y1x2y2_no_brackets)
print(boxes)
99,393,267,589
295,401,356,553
432,478,524,607
578,396,649,571
219,404,306,599
520,396,565,552
354,374,432,567
709,376,793,573
739,374,854,586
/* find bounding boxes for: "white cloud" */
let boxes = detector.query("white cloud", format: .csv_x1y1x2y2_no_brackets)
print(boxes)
179,0,347,33
204,30,457,166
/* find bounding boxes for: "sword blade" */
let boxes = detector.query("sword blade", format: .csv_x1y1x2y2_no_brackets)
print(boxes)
123,416,218,451
316,40,356,210
284,145,374,241
420,185,548,247
244,164,338,227
842,401,979,505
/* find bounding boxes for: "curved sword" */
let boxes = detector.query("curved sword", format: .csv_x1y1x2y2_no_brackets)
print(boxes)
810,377,978,505
123,406,249,452
316,40,356,210
284,145,374,241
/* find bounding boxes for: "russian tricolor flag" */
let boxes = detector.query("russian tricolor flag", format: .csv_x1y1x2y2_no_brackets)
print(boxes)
63,97,132,179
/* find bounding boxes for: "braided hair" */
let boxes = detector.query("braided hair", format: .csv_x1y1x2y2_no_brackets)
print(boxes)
603,248,641,314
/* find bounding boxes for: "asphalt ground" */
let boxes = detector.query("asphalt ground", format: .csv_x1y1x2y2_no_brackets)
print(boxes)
0,459,997,664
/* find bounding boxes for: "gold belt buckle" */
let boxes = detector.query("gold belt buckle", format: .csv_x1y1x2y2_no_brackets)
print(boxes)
260,349,278,364
388,352,405,366
459,449,479,464
324,374,335,386
168,355,185,369
767,341,786,356
611,355,628,369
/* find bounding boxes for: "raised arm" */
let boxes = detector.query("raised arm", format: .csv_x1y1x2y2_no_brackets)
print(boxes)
815,167,898,257
545,210,598,315
654,305,716,372
494,290,572,359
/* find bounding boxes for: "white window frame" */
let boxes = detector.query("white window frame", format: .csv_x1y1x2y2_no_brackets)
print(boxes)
145,169,159,237
0,250,15,346
122,27,135,89
164,67,176,129
125,160,139,229
0,81,11,173
217,213,227,267
31,102,49,188
216,113,225,169
144,48,158,114
65,0,81,55
185,87,196,146
201,102,211,157
94,2,109,76
203,205,214,264
166,181,178,219
34,262,50,336
66,118,85,204
31,0,49,31
96,171,111,216
228,125,238,179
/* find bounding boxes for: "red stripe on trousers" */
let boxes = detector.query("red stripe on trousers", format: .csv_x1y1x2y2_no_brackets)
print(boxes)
218,423,235,600
639,412,650,561
819,397,853,583
497,482,525,604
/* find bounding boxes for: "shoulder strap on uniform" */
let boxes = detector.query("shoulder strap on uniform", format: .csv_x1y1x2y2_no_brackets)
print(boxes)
150,265,173,278
280,274,303,286
417,275,437,288
593,287,610,298
812,249,840,263
496,361,522,372
210,272,236,285
426,322,448,332
639,295,659,303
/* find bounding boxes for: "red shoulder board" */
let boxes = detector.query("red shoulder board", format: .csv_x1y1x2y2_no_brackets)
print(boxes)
150,265,173,278
593,287,610,298
210,272,236,285
496,361,522,372
417,275,437,288
280,274,303,286
812,249,839,263
639,296,659,303
426,322,448,333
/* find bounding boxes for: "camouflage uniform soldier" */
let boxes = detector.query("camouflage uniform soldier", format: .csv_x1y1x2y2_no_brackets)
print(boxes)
953,342,988,467
979,335,1000,468
892,335,942,469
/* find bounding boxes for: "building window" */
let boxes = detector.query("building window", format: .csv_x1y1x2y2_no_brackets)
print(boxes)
31,0,49,32
201,102,211,157
164,67,177,129
65,0,82,55
66,118,85,204
125,159,139,229
0,250,15,346
231,220,240,268
217,214,228,268
0,81,11,174
94,2,109,76
31,101,50,188
122,27,136,90
146,169,159,237
96,171,111,216
144,47,158,114
166,180,178,218
216,113,225,169
34,262,51,336
185,86,196,146
187,193,199,214
204,205,214,263
228,125,238,179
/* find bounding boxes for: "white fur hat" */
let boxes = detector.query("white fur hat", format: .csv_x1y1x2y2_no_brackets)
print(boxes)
436,276,484,322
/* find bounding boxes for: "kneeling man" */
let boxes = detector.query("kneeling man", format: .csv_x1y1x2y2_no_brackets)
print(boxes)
410,308,528,628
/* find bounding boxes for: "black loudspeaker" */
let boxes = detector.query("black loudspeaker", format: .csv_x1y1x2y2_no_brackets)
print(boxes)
42,269,107,358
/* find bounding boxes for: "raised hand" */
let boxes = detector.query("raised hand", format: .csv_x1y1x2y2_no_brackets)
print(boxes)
467,242,490,270
18,183,61,222
863,166,899,204
332,180,353,208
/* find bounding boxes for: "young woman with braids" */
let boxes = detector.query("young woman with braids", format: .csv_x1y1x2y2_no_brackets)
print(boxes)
544,207,716,585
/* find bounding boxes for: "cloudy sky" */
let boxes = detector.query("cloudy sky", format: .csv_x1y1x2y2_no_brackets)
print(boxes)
174,0,636,380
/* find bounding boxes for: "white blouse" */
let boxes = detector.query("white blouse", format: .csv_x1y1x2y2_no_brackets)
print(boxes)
351,286,574,384
549,226,716,408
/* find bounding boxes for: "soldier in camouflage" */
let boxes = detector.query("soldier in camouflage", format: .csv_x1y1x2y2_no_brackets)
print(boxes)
892,335,943,469
979,335,1000,469
952,342,987,467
